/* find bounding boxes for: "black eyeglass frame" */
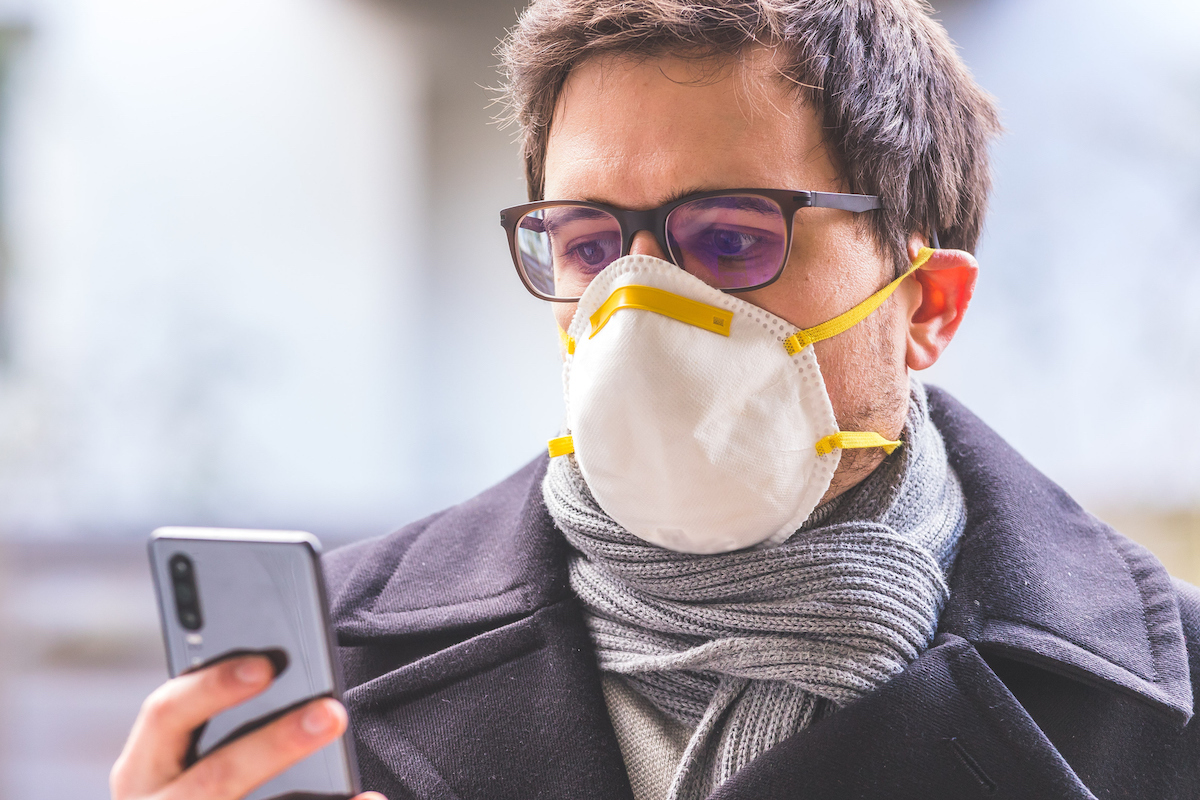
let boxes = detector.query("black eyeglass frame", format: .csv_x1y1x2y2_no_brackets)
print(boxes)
499,188,882,302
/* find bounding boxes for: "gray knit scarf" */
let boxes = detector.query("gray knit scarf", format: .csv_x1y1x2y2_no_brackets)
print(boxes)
543,381,966,800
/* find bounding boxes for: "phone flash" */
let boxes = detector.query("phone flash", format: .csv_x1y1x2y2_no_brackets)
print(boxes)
186,633,203,646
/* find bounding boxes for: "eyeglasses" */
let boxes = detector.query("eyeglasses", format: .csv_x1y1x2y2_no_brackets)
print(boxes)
500,188,881,301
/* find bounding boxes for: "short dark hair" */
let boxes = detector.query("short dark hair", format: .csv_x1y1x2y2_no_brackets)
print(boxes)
499,0,1002,274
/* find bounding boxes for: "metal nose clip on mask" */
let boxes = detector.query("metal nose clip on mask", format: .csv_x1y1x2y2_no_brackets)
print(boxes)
548,250,933,554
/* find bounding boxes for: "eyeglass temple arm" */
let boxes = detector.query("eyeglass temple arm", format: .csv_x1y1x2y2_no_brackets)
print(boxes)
807,191,881,213
808,192,940,248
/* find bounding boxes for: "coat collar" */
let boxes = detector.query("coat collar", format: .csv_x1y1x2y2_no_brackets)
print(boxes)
327,387,1193,725
927,387,1193,725
328,455,571,644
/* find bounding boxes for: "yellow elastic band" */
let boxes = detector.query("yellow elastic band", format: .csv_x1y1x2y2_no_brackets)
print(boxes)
557,325,575,355
590,285,733,340
783,247,935,356
547,435,575,458
814,431,903,457
554,431,896,459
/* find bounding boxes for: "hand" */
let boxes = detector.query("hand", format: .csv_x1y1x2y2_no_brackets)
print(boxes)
111,654,385,800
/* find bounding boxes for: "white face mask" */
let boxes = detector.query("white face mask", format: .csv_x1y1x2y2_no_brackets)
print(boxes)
548,251,930,554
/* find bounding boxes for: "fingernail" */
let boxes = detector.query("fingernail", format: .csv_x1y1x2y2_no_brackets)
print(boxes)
301,702,333,736
234,658,270,685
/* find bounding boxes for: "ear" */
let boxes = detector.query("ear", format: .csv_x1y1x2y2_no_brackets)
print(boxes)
905,238,978,371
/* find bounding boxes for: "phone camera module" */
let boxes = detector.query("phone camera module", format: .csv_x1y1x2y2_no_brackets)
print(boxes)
169,554,204,631
174,582,195,605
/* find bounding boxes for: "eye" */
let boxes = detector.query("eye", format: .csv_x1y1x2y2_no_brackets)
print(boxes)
573,240,610,266
707,228,759,257
559,232,620,273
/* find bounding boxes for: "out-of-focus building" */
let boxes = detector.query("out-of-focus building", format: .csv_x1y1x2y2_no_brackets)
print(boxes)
0,0,1196,796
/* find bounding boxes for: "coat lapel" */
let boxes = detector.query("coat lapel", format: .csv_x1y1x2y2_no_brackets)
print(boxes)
927,387,1193,725
343,599,633,800
711,634,1096,799
326,458,634,800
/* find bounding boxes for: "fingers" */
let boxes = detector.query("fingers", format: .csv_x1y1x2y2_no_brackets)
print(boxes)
111,655,275,798
112,660,368,800
171,697,348,800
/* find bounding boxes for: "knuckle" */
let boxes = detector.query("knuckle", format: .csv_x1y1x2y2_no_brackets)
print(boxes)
140,683,182,726
189,751,237,798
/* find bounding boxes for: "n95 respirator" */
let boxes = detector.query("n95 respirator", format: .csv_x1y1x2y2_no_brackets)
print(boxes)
548,252,929,554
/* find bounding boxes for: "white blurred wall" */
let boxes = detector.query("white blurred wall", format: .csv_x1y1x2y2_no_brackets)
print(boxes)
0,0,561,542
929,0,1200,513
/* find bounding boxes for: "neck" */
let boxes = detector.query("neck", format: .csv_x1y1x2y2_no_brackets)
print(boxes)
818,373,912,505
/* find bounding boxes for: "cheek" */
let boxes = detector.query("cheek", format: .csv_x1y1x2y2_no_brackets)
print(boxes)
739,269,841,330
552,304,578,334
813,299,910,426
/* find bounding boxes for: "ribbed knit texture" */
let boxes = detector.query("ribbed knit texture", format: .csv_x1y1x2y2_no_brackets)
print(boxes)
544,381,966,800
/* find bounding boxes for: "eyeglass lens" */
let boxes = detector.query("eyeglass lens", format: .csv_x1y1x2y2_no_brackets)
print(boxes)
515,194,788,298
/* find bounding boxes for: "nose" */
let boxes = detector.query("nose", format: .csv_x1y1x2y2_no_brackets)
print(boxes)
628,230,670,262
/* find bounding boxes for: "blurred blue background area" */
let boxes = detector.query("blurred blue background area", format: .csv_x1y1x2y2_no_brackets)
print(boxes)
0,0,1195,796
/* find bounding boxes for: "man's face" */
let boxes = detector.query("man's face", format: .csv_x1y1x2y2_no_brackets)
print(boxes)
543,48,920,498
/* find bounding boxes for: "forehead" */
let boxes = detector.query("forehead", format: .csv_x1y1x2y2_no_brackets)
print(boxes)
543,48,841,208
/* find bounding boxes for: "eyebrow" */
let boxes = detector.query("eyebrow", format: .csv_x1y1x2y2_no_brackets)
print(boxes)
660,186,713,205
576,185,710,208
575,189,779,214
680,195,779,214
541,206,614,234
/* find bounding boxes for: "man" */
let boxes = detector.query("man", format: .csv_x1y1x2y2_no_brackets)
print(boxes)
112,0,1200,798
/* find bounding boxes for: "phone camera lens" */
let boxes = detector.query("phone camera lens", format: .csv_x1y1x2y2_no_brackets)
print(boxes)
169,554,203,631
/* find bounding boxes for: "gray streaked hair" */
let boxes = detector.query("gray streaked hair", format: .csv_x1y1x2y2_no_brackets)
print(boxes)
498,0,1002,275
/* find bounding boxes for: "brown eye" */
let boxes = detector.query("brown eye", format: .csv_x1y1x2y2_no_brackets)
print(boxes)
707,229,758,256
575,240,610,266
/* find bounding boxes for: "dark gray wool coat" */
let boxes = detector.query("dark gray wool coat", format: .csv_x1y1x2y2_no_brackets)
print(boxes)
323,388,1200,800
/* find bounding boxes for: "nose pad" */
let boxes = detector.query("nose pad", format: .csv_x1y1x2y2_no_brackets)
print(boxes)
628,230,671,262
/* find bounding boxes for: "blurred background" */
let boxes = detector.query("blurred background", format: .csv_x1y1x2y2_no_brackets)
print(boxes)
0,0,1195,795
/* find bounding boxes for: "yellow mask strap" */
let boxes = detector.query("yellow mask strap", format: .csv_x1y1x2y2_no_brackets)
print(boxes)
557,286,730,354
551,431,899,459
590,285,733,340
548,435,575,458
815,431,901,457
557,324,576,355
783,247,934,356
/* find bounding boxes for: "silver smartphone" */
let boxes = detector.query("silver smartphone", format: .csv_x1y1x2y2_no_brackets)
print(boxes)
149,527,360,800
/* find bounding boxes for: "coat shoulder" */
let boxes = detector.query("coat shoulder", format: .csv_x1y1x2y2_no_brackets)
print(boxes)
1174,576,1200,696
322,455,568,643
1173,575,1200,624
